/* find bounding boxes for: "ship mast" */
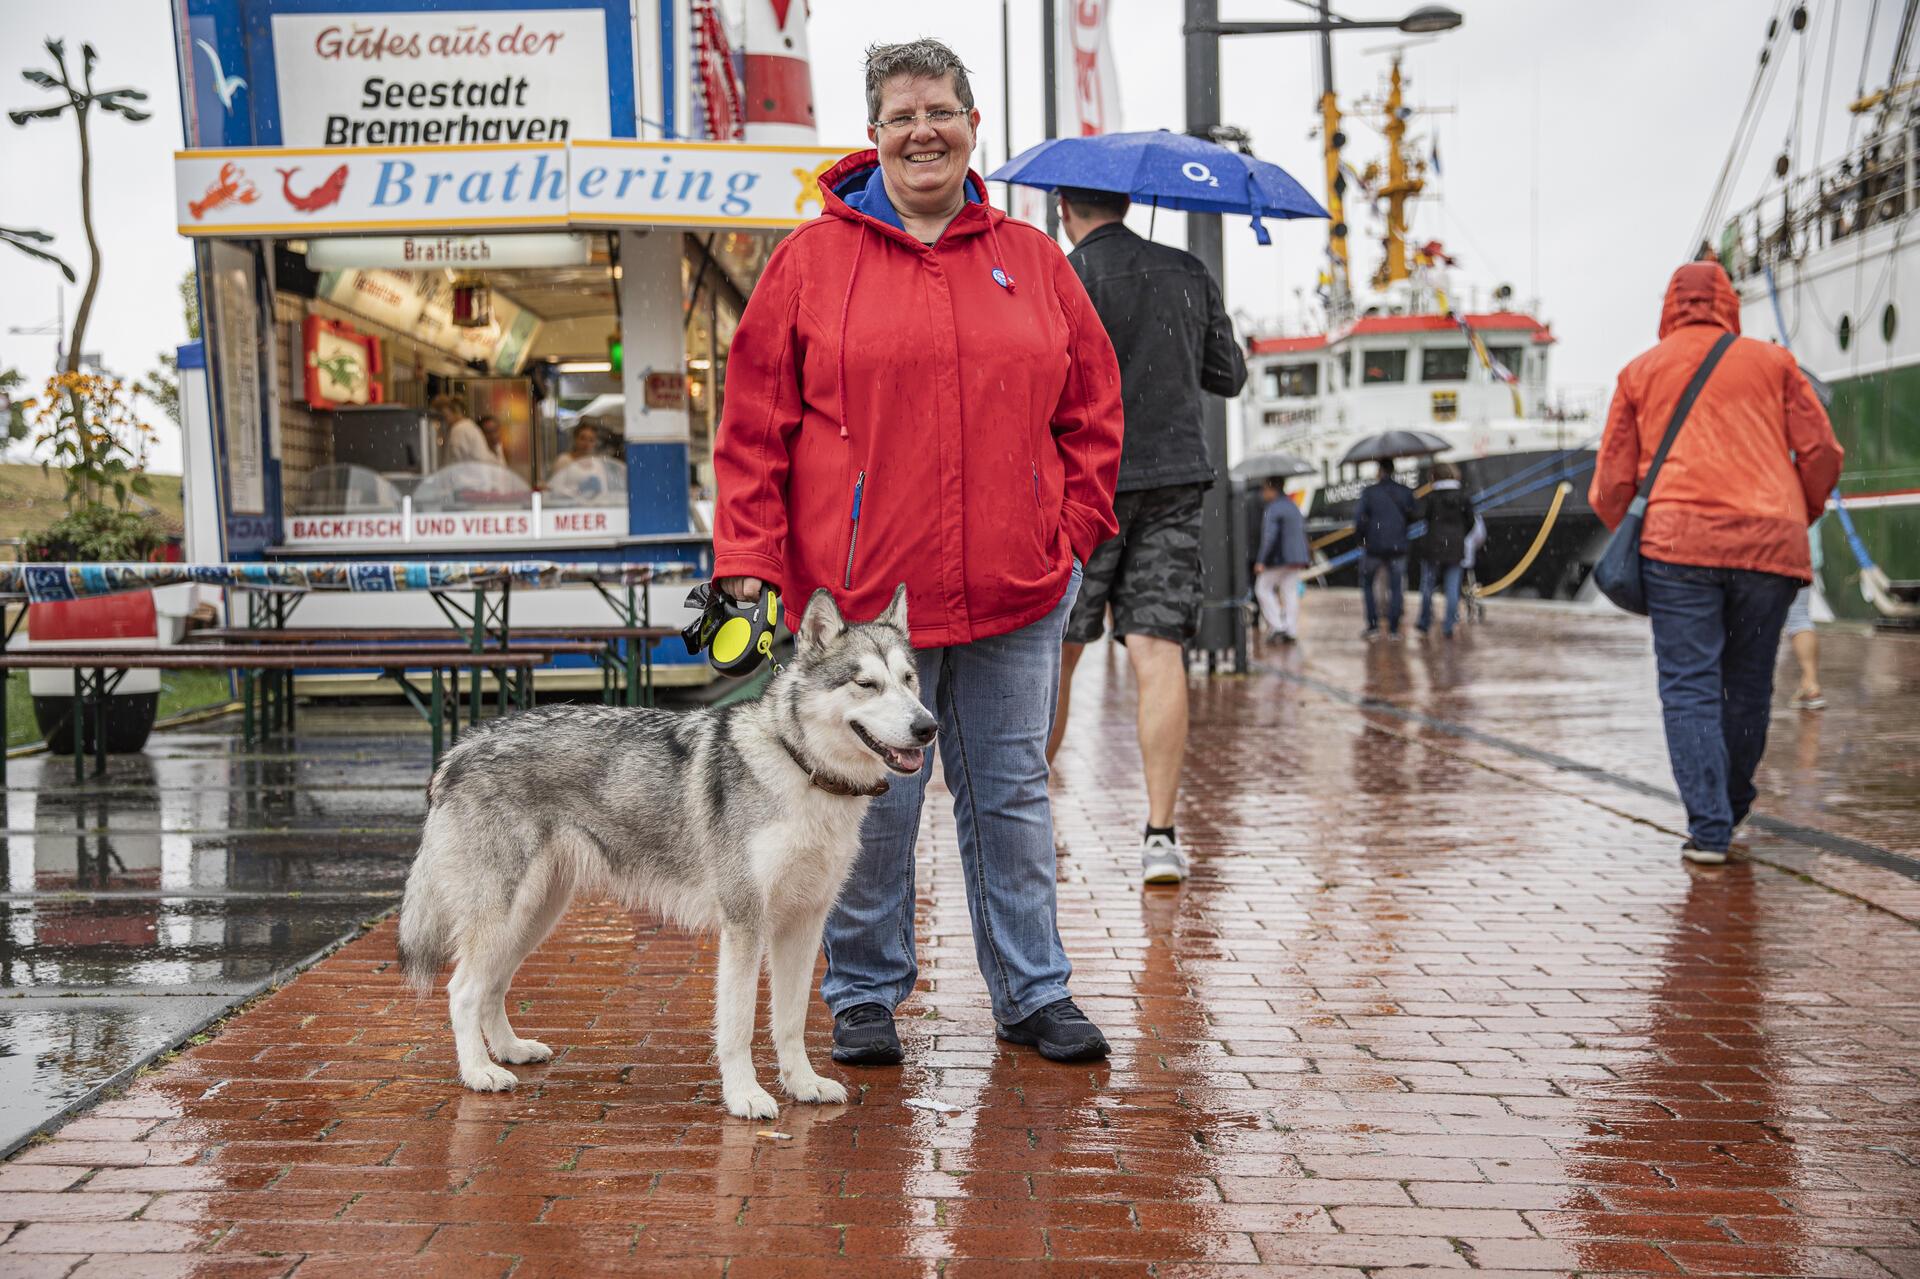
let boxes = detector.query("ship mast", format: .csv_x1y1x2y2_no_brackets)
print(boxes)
1376,56,1423,286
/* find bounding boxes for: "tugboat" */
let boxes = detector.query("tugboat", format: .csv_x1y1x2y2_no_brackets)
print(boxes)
1713,2,1920,626
1238,55,1604,598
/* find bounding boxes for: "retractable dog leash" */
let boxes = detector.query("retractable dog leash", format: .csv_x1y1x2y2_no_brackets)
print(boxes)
682,581,782,677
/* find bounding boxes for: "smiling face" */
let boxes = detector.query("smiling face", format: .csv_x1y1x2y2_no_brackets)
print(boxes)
867,73,979,219
793,586,936,777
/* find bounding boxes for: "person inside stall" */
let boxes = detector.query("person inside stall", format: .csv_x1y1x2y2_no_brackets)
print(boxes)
433,394,493,467
478,415,509,468
550,422,604,475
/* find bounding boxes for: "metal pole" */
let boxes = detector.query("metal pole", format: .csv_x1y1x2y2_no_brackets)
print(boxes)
1042,0,1060,239
1002,0,1014,212
1185,0,1244,670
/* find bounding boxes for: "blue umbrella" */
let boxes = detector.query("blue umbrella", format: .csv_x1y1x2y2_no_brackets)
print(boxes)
988,130,1327,245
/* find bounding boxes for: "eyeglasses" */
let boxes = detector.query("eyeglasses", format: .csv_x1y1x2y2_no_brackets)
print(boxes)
872,108,970,133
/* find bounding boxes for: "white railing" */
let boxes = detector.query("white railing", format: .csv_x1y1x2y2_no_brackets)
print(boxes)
1722,122,1920,281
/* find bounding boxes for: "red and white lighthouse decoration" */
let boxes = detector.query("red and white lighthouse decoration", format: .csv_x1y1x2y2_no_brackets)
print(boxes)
741,0,816,144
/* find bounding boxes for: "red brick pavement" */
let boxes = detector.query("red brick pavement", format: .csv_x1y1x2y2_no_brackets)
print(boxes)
4,599,1918,1276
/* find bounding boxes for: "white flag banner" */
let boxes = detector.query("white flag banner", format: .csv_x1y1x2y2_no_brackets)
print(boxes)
1061,0,1122,138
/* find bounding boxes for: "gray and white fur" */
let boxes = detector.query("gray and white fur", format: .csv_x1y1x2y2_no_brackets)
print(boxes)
397,584,935,1118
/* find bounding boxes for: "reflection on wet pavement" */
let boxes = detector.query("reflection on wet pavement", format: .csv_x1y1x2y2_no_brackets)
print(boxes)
2,709,422,1157
1,600,1917,1275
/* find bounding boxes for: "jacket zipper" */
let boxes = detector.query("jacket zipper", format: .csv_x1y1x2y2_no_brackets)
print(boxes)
842,470,866,589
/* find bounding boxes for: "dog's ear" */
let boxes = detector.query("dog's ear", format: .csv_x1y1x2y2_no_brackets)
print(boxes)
876,582,909,634
797,587,847,654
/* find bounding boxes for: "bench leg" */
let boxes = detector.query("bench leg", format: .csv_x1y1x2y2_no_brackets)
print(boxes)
284,669,297,734
431,667,444,764
449,667,460,746
94,672,108,779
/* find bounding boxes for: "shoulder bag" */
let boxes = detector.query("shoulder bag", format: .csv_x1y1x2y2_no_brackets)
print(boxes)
1591,331,1737,615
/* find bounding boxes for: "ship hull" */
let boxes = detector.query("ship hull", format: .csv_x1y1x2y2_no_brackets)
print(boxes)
1735,212,1920,625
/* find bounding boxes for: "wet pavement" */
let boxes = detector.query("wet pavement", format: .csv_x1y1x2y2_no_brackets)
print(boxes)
1,716,425,1158
1,595,1917,1276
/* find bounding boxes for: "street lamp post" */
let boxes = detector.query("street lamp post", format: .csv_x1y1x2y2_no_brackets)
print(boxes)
1180,1,1462,671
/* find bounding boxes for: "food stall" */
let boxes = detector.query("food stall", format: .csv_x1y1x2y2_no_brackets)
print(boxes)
170,0,834,687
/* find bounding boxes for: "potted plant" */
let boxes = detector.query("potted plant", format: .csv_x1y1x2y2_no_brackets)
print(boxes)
14,370,169,754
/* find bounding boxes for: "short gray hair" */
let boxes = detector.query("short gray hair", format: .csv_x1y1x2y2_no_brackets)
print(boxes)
864,39,974,123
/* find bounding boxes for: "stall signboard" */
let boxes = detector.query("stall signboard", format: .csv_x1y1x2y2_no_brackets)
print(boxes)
208,241,267,515
176,141,852,234
314,267,542,374
268,8,613,147
179,0,638,149
305,231,591,269
178,143,571,235
284,501,623,546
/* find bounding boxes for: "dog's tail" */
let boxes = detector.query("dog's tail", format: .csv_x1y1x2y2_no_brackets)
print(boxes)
396,813,457,993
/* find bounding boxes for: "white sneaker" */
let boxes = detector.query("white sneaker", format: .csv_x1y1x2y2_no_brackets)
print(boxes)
1142,833,1187,885
1681,840,1728,866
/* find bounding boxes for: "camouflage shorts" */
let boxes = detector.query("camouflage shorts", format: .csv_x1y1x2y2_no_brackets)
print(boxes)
1065,484,1206,644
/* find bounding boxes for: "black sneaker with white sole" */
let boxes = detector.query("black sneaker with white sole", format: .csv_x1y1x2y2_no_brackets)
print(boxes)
995,998,1110,1062
831,1002,904,1065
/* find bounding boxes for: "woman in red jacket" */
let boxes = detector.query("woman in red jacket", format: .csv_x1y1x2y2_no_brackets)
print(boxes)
712,39,1124,1066
1590,261,1841,866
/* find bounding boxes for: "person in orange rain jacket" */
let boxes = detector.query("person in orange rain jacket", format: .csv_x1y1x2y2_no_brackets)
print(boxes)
1590,260,1842,867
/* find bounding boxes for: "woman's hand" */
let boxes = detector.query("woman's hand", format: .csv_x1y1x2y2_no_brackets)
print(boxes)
717,576,765,602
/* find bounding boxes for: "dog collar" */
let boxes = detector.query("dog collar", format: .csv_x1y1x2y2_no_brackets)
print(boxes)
777,734,890,798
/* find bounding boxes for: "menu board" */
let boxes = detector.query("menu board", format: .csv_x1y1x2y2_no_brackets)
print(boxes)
209,241,266,515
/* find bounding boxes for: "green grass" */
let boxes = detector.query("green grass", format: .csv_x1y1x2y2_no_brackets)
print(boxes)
0,463,184,549
6,668,234,749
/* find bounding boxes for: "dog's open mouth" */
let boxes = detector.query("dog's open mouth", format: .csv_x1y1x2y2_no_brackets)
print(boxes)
853,722,925,775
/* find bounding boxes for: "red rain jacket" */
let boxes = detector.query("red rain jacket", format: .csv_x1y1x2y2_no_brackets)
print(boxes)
712,152,1123,648
1590,262,1842,582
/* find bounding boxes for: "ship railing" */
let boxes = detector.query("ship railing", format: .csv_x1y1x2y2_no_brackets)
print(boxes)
1720,122,1918,282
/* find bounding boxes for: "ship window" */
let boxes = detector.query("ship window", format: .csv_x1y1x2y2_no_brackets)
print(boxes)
1421,347,1470,382
1267,363,1318,398
1487,344,1525,380
1884,304,1898,342
1838,314,1852,350
1360,349,1407,384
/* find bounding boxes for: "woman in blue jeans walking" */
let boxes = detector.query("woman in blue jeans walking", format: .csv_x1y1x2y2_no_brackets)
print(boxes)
1589,263,1842,865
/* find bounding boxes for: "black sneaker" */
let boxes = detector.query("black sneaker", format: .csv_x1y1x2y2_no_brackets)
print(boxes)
831,1002,904,1065
996,998,1110,1062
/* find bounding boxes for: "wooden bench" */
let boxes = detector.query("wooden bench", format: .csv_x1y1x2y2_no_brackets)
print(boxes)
1,646,550,782
185,625,682,707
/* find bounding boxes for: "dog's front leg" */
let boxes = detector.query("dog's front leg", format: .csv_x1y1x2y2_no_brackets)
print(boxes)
715,926,778,1119
770,908,848,1105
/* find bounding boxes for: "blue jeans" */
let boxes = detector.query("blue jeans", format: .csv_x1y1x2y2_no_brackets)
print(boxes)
1417,561,1463,636
1643,559,1798,852
821,565,1080,1024
1361,553,1406,633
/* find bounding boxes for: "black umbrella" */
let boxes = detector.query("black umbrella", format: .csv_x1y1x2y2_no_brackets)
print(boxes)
1339,430,1451,466
1230,451,1316,482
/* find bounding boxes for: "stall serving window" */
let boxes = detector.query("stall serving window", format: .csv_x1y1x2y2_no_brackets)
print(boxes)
273,233,627,547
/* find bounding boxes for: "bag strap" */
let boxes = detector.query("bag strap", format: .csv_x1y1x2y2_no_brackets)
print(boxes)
1634,330,1737,508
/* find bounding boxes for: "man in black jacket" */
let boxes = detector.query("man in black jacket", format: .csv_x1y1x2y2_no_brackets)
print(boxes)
1354,461,1417,639
1045,186,1247,887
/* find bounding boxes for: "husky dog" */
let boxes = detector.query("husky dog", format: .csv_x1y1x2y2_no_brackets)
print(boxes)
397,585,934,1118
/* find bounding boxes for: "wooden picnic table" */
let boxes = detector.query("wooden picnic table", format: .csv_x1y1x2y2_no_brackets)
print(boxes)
1,646,551,782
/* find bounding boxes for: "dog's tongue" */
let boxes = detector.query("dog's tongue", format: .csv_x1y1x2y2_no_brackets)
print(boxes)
882,745,925,774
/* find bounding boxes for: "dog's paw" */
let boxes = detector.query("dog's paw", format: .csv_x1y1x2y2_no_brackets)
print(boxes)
723,1083,780,1120
461,1063,518,1092
782,1071,849,1105
496,1038,552,1064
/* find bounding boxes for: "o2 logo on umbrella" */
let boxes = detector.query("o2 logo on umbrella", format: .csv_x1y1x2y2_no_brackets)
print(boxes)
1182,161,1219,188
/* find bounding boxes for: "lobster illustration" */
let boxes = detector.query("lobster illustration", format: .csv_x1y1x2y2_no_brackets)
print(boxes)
188,162,258,220
276,164,350,213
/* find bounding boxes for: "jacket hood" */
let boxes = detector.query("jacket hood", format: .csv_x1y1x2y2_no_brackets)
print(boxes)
1659,261,1742,339
819,149,995,245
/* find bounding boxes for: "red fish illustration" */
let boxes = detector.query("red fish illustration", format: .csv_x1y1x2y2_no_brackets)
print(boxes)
276,164,349,213
188,162,258,220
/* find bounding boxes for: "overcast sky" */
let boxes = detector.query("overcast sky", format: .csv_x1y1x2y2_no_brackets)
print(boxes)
0,0,1890,473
